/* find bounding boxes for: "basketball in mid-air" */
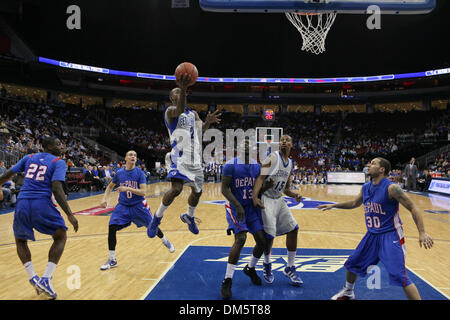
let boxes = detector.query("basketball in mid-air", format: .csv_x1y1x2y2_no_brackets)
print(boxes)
175,62,198,86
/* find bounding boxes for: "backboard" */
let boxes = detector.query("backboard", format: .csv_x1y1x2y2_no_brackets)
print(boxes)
199,0,436,14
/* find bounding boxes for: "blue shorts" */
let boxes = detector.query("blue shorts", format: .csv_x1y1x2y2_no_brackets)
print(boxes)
225,202,264,235
109,200,153,230
13,198,68,241
344,230,412,287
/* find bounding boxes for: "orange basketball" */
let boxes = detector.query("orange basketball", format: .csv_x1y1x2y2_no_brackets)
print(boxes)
174,62,198,87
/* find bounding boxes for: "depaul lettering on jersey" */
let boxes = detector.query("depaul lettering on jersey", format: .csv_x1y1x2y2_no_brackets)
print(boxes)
235,177,255,188
364,202,387,215
120,180,139,189
202,196,335,210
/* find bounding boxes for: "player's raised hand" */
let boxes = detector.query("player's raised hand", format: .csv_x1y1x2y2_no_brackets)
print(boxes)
206,110,221,124
419,232,434,249
177,73,191,90
317,203,335,211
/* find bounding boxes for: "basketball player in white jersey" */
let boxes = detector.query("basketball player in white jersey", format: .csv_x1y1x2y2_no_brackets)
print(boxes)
148,74,221,237
252,134,304,286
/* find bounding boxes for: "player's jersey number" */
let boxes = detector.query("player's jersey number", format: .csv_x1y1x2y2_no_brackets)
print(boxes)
25,164,47,181
366,215,381,228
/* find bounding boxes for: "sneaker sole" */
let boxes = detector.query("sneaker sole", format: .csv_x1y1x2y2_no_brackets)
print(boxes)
331,293,355,300
100,264,118,271
263,276,274,284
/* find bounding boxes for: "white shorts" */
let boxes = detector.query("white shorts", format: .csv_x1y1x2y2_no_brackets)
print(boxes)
167,161,204,193
261,195,298,238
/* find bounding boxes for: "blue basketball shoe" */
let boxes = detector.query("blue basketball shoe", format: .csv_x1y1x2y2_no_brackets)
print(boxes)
180,213,199,234
147,216,162,238
37,277,57,299
29,275,42,295
283,265,303,287
263,262,274,284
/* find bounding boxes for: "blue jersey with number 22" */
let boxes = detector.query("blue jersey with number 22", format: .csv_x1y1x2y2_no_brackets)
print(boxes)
11,153,67,200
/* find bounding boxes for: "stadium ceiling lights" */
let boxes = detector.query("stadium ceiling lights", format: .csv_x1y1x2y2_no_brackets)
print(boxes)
39,57,450,84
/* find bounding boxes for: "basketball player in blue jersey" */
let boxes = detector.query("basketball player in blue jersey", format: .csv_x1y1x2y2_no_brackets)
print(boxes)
0,137,78,299
318,157,434,300
99,150,174,271
252,135,304,287
220,139,270,299
148,74,221,237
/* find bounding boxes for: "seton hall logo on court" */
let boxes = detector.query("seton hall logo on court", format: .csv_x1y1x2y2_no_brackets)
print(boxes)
202,196,335,210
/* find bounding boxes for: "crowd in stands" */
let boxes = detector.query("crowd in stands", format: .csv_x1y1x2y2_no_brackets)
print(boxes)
336,109,448,171
0,86,448,211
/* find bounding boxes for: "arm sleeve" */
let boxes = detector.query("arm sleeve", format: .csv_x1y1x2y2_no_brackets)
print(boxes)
52,160,67,182
11,155,30,173
139,171,146,185
112,173,119,185
222,163,233,177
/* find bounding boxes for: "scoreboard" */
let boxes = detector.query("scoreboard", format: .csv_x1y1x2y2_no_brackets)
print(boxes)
264,109,275,121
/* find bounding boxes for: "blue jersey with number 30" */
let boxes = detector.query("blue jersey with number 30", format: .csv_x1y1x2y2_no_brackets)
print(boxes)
112,167,146,206
362,178,401,234
222,157,261,207
11,153,67,200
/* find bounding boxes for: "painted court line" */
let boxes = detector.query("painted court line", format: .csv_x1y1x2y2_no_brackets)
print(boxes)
139,232,224,300
407,267,450,299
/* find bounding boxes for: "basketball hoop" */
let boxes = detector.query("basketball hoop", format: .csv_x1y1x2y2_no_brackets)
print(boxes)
285,11,337,55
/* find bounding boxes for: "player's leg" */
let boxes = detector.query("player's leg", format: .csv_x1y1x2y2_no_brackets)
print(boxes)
332,232,378,300
380,230,418,299
180,186,202,234
403,283,421,300
282,227,303,286
245,207,268,284
260,195,277,280
101,204,133,269
12,199,42,294
222,231,247,299
136,201,175,253
15,237,41,295
149,179,184,237
37,228,67,299
276,201,303,286
100,224,120,270
29,199,69,299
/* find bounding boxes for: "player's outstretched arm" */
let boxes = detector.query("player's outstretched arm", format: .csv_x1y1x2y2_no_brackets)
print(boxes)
52,180,78,232
318,187,363,211
101,181,116,207
166,74,191,120
388,184,433,249
221,175,245,222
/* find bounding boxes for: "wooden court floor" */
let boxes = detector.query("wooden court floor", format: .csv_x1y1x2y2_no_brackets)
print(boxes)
0,182,448,300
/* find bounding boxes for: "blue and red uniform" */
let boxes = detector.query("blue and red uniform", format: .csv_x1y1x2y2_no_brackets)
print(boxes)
109,167,153,231
11,153,67,241
344,178,412,287
223,157,264,235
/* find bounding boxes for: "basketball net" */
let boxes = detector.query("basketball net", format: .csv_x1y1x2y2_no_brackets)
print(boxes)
285,12,337,55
